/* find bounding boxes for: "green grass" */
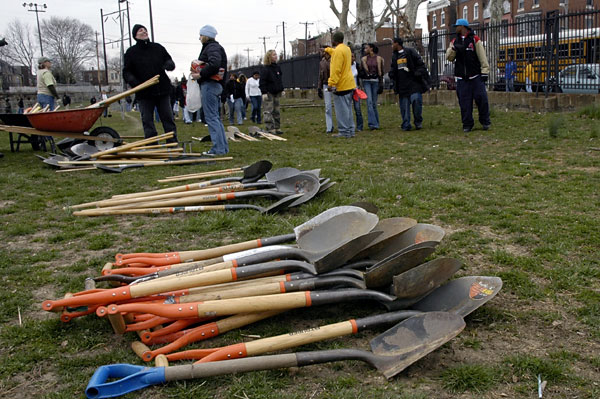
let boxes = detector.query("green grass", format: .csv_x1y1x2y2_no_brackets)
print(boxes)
0,98,599,398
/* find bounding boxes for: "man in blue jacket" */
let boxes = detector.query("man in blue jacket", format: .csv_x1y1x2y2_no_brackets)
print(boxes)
123,24,177,143
190,25,228,155
505,55,517,92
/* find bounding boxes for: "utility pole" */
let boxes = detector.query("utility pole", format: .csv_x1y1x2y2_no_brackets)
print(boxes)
148,0,155,41
119,0,132,46
95,32,103,93
23,2,47,57
118,0,125,90
100,9,109,87
243,48,253,67
299,21,314,56
277,21,286,60
259,36,270,57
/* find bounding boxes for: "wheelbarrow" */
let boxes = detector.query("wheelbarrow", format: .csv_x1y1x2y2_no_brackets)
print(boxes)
0,75,160,152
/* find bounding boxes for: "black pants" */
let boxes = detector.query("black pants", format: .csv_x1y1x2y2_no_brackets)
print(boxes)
138,94,178,143
456,76,491,130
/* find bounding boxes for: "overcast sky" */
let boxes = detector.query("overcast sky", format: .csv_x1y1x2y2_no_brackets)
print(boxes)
1,0,427,80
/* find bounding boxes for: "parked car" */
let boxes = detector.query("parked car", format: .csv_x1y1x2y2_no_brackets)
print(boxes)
556,64,600,94
439,63,456,90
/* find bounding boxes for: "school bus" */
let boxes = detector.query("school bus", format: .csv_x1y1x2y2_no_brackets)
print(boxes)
497,28,600,91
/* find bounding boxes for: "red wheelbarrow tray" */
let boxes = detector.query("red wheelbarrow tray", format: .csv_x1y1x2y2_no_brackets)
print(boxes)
25,107,106,133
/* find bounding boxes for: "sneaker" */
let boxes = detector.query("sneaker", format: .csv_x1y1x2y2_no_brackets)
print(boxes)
201,151,216,157
415,124,422,130
275,130,284,135
463,127,472,132
482,124,490,131
402,127,411,131
326,130,333,134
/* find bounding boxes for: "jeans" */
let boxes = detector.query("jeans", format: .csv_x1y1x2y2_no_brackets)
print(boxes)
37,94,55,110
250,96,262,123
398,92,423,130
526,78,532,93
456,76,491,130
332,91,355,137
505,77,514,92
362,80,380,129
138,94,178,143
201,81,228,154
323,85,334,132
263,92,281,131
353,97,363,131
228,97,243,125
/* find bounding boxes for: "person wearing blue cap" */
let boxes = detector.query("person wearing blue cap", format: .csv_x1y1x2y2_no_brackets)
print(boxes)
446,18,491,133
190,25,228,155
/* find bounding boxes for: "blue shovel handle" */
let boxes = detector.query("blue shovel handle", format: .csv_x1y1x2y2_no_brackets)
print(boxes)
85,364,165,398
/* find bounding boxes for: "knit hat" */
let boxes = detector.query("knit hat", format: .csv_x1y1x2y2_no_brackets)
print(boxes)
199,25,217,39
132,24,147,38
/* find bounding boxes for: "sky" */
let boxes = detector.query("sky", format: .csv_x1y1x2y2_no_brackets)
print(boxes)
1,0,428,80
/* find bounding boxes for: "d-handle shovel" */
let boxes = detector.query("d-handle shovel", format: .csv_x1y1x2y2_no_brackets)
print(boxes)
85,312,465,398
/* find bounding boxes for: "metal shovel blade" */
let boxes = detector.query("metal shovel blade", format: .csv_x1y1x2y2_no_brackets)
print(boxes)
368,223,445,261
392,258,463,299
369,311,465,379
352,217,418,261
363,244,437,288
240,160,273,183
411,276,503,318
70,143,99,158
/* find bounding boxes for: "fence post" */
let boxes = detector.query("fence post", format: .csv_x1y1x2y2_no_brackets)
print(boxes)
429,30,439,88
544,10,560,98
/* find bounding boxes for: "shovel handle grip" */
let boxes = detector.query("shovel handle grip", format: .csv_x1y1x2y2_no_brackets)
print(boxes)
42,286,132,312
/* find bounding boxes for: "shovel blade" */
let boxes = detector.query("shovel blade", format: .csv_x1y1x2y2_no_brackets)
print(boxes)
369,311,465,379
363,245,437,288
411,276,503,318
392,258,462,299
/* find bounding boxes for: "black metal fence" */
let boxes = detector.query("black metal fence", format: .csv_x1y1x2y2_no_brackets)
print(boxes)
231,9,600,94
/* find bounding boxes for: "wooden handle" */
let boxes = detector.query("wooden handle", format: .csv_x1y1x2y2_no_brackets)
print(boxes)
107,313,126,334
130,268,235,298
88,75,160,109
132,341,151,358
178,238,275,263
194,292,309,317
90,132,174,158
185,275,289,296
180,281,283,302
155,354,169,367
159,167,243,182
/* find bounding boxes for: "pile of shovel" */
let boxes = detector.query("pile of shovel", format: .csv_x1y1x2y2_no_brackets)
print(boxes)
193,126,287,143
38,132,232,173
69,160,335,216
41,205,502,398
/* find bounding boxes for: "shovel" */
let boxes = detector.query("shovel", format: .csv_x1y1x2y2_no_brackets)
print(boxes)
85,312,465,398
157,160,272,183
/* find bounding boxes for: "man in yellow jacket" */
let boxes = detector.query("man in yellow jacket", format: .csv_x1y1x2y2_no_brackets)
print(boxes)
524,59,534,93
325,31,357,138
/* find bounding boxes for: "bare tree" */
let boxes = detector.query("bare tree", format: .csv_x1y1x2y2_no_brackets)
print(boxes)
41,17,95,83
384,0,428,36
0,20,37,74
330,0,392,46
486,0,505,83
229,53,247,70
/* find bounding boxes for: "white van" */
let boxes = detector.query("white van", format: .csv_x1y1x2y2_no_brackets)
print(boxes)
558,64,600,94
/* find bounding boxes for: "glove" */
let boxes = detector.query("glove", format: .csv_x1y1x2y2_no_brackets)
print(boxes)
481,74,488,83
163,59,175,71
262,94,268,101
317,88,323,99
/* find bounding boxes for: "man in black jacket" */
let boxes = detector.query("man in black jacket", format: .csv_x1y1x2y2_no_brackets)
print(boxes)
446,19,491,133
388,38,428,131
259,50,284,135
123,24,177,143
190,25,228,155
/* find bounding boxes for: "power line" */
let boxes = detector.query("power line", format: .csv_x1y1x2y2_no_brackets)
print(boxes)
243,47,253,67
299,21,314,56
258,36,270,56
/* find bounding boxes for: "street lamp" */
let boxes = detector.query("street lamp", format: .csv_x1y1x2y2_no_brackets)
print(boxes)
22,2,47,56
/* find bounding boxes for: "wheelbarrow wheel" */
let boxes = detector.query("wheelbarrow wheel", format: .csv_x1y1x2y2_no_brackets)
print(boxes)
88,126,122,151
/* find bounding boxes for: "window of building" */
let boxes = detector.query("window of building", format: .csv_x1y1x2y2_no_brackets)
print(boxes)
586,16,593,28
518,0,524,10
463,6,468,20
532,0,540,7
433,13,437,28
474,3,479,20
586,0,593,6
441,10,445,26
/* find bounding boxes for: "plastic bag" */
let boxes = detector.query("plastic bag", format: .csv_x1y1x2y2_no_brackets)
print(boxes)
353,88,367,101
186,76,202,112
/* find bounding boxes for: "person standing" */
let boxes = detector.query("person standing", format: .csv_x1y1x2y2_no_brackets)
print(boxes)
318,49,334,133
101,91,109,117
125,95,133,112
17,98,24,114
238,73,248,120
505,55,517,92
62,93,71,109
360,43,384,130
4,98,12,114
191,25,228,155
36,57,59,110
123,24,178,143
350,52,364,131
446,19,491,133
260,50,284,135
325,31,356,139
245,71,262,124
389,37,427,131
225,73,243,125
524,58,534,93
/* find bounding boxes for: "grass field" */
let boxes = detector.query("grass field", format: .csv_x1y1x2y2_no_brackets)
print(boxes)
0,99,598,398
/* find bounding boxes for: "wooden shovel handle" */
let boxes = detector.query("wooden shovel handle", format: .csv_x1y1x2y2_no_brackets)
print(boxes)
88,75,160,109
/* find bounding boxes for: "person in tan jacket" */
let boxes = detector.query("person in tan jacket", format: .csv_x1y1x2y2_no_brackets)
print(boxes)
324,31,356,138
446,18,491,132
